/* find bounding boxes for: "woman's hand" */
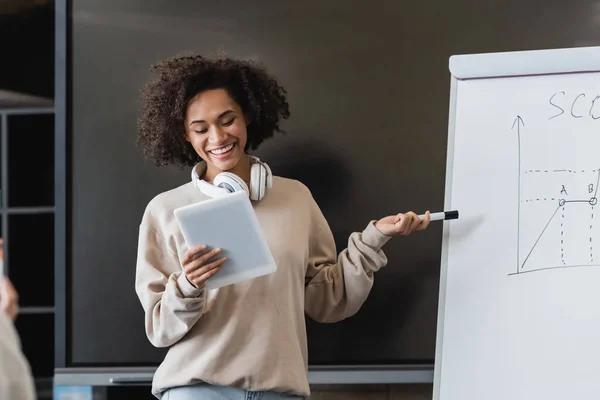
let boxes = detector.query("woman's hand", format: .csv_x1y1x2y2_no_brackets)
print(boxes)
374,211,431,237
0,277,19,321
181,245,227,288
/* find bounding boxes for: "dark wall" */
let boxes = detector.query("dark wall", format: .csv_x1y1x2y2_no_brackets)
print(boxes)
68,0,600,367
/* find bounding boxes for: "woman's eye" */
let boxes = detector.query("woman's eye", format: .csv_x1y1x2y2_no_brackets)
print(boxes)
194,129,208,134
222,118,235,126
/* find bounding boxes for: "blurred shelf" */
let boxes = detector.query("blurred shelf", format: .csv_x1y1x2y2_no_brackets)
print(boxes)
5,207,55,215
19,307,55,315
0,89,54,110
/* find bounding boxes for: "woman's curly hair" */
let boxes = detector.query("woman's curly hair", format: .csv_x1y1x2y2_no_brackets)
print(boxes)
137,53,290,167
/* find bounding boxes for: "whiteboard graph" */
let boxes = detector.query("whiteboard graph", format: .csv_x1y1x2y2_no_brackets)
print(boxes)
512,111,600,275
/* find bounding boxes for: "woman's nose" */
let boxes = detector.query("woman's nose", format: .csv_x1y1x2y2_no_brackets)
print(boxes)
208,126,227,143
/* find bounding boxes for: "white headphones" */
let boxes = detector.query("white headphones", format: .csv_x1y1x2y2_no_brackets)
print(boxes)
191,155,273,201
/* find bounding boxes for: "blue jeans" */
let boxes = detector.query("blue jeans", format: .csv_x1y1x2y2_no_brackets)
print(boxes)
163,383,306,400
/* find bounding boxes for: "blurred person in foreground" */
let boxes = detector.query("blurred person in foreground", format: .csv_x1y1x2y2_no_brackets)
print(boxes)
0,277,36,400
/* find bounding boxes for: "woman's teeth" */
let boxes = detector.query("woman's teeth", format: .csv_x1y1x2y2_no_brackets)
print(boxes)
210,143,234,155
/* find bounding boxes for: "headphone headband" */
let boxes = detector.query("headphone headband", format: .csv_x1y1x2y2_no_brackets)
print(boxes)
191,156,272,200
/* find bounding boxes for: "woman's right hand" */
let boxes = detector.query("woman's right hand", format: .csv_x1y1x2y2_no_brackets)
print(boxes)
181,245,227,288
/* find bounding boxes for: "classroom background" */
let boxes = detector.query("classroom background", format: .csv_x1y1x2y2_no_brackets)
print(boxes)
1,0,598,399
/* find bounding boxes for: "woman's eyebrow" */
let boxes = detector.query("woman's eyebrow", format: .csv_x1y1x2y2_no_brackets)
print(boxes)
189,110,234,126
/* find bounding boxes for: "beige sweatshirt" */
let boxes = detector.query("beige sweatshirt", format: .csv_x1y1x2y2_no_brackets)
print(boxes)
135,175,391,399
0,313,36,400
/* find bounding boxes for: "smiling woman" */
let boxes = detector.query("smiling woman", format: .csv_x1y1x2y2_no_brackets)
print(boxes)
134,53,431,400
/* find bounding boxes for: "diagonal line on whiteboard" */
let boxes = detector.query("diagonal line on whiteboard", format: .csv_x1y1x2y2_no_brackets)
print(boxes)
521,205,561,270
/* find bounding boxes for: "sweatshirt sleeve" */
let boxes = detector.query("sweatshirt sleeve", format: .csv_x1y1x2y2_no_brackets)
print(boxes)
304,196,391,323
135,221,207,348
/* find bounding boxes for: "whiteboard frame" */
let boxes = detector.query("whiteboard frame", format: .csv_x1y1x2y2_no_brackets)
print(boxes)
449,45,600,80
432,72,458,400
432,45,600,400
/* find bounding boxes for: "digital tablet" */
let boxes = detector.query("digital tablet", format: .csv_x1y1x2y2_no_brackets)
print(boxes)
173,191,277,290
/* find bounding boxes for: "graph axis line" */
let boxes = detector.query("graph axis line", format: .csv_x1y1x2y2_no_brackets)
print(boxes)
508,263,600,276
513,116,523,275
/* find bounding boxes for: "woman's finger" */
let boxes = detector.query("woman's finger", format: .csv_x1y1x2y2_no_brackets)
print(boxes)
184,248,222,274
401,213,418,235
396,213,410,234
406,211,422,232
193,263,224,286
394,213,403,224
189,257,227,286
199,248,222,264
181,244,207,265
188,257,226,280
188,248,222,271
416,211,431,230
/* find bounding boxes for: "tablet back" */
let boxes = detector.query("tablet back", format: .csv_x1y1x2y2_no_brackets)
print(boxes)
173,191,277,290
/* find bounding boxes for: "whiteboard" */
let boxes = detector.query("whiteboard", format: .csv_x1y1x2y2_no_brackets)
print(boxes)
434,46,600,400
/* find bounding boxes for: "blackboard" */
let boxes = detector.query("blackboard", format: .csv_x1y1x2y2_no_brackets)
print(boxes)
64,0,600,370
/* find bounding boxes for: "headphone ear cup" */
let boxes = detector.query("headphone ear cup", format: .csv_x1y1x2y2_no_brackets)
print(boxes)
250,163,265,201
214,172,250,196
263,162,273,189
258,163,267,198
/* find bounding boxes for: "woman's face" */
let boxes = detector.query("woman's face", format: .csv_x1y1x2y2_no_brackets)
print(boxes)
185,89,248,178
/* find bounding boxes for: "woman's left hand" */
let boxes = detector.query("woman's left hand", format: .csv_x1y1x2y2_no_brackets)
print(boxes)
374,211,431,237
